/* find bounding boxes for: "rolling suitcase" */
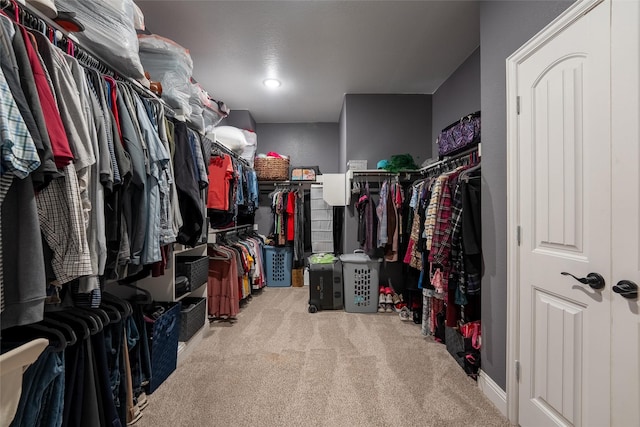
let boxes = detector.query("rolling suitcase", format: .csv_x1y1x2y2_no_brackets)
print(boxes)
308,259,343,313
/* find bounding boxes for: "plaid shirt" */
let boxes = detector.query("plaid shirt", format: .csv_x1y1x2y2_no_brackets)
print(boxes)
0,67,40,178
448,181,467,299
37,164,93,285
424,175,446,251
429,173,456,267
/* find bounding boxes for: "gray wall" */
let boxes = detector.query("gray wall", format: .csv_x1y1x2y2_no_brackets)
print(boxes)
479,0,573,390
340,93,432,253
253,122,340,234
431,48,481,156
342,94,432,173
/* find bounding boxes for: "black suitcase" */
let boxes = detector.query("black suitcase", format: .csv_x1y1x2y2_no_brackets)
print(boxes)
308,260,343,313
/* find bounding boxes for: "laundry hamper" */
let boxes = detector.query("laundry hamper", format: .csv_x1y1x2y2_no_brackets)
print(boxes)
339,251,381,313
264,245,293,287
145,302,181,393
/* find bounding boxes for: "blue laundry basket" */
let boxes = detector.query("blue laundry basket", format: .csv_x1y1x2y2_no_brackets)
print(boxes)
264,245,293,287
146,302,181,393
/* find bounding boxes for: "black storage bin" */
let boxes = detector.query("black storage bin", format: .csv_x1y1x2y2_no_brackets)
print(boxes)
146,302,181,394
179,297,206,342
175,256,208,292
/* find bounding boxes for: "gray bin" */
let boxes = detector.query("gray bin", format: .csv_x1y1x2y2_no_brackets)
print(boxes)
339,251,381,313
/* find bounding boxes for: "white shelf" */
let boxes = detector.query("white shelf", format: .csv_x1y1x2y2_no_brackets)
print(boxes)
136,243,208,302
177,323,206,366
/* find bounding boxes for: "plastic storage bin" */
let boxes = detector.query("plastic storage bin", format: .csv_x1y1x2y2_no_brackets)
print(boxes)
178,297,206,342
146,302,181,393
339,251,381,313
264,245,293,287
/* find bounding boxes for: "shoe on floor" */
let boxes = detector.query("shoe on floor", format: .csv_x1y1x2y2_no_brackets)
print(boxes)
399,306,412,321
385,303,393,313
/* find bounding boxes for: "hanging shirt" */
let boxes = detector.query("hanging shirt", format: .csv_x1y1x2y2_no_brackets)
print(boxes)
0,66,40,178
286,190,295,241
207,153,233,211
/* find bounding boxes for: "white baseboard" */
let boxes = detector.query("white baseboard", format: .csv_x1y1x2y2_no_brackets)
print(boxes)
478,370,507,418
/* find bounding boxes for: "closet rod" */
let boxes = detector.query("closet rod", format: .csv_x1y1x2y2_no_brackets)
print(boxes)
208,136,251,169
208,224,253,243
1,0,162,103
210,224,253,234
419,145,480,175
351,171,399,178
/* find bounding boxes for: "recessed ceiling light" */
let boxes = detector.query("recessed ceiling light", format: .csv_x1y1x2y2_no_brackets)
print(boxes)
263,78,281,88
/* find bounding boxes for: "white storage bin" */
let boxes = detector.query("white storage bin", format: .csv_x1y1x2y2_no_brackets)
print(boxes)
347,160,368,170
311,230,333,242
310,186,324,200
311,220,332,231
310,209,333,221
312,241,333,253
311,199,331,210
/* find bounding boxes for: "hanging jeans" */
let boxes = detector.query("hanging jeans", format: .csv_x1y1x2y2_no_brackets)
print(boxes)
10,348,65,427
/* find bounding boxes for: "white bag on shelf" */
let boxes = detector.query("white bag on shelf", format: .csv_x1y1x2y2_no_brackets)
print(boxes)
55,0,145,79
213,126,247,155
240,129,257,167
138,34,193,117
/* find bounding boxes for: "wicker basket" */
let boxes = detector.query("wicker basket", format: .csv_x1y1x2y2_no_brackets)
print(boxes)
254,157,290,181
179,297,206,342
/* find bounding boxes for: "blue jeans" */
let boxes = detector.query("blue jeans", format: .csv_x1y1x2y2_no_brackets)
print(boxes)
11,348,65,427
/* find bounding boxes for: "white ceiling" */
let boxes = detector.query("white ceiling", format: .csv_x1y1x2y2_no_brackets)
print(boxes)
135,0,480,123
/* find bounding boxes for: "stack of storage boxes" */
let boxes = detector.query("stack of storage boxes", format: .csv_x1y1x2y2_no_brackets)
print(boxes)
310,186,333,253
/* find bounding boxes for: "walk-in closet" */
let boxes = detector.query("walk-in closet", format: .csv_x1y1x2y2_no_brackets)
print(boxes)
2,1,638,426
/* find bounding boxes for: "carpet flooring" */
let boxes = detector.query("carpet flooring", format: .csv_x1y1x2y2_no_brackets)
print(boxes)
138,287,508,427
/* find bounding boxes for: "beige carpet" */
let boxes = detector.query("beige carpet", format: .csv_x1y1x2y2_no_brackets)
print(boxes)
139,287,508,427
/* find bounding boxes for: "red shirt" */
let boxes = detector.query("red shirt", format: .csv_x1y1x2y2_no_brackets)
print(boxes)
286,192,296,241
207,154,233,210
21,28,73,168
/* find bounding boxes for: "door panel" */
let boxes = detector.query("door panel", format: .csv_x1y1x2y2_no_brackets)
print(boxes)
610,1,640,425
532,289,583,426
533,56,584,254
517,2,611,426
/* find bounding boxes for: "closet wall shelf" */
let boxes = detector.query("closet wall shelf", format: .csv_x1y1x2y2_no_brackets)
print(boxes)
173,243,207,255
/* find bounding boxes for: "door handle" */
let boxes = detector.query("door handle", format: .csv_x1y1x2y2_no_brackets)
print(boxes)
561,272,606,290
612,280,638,299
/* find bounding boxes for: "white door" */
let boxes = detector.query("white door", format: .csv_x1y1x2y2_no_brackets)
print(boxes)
610,0,640,425
516,1,612,426
511,0,640,426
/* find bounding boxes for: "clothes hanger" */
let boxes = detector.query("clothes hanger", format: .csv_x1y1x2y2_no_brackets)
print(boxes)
208,243,231,260
64,308,102,334
74,307,111,328
37,317,78,347
102,292,133,318
45,311,91,340
2,324,67,353
99,303,122,323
